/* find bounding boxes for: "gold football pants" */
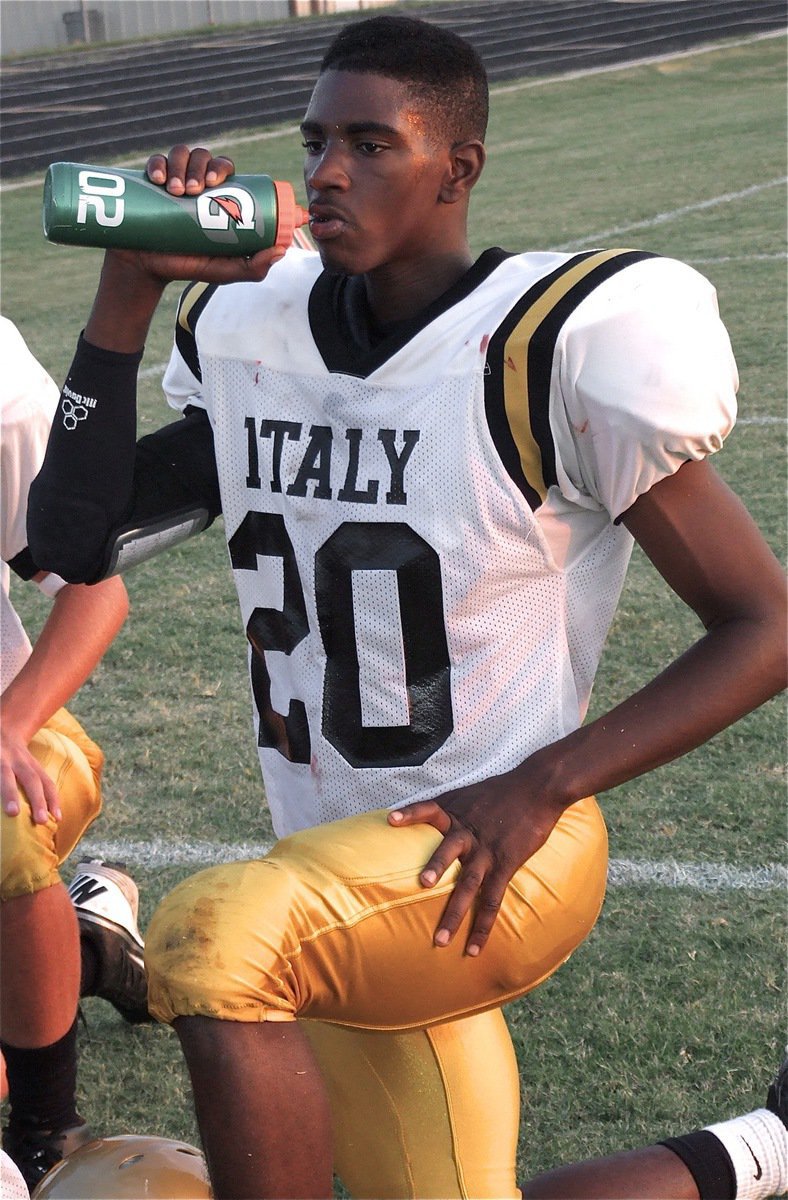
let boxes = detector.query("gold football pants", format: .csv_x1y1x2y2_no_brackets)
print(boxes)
0,707,103,900
146,796,607,1198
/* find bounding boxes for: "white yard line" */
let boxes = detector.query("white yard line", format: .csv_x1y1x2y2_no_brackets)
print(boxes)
75,837,787,892
607,858,787,892
78,837,275,867
551,178,787,251
687,253,786,264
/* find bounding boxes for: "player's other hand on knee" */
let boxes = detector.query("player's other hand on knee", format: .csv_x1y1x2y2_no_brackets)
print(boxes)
389,765,566,957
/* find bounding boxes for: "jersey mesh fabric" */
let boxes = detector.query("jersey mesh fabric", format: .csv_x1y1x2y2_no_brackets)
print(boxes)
163,250,736,837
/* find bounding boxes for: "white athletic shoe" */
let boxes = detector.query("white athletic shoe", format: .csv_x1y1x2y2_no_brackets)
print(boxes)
68,861,150,1024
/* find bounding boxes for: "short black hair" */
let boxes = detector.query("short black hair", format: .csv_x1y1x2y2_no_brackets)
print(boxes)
320,15,489,144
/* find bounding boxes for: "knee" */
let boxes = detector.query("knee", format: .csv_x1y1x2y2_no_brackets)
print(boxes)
145,861,300,1026
0,794,101,903
1,806,61,900
1,726,102,902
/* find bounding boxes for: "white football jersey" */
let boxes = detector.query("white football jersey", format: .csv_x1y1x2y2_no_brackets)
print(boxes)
0,1149,30,1200
164,248,737,836
0,317,61,694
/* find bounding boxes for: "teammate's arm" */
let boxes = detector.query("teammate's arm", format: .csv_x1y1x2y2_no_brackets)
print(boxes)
29,395,223,583
391,456,786,954
0,573,128,822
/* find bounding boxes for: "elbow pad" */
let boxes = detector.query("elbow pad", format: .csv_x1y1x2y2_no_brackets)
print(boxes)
27,493,214,584
101,504,213,577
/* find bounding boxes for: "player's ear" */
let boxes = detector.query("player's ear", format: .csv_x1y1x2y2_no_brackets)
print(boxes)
439,141,486,204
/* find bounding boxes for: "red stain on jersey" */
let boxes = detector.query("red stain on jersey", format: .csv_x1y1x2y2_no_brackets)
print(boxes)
479,334,490,354
573,419,589,434
214,196,244,224
505,354,517,372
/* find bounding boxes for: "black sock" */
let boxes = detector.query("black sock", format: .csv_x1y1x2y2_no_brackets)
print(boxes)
1,1018,82,1133
660,1131,736,1200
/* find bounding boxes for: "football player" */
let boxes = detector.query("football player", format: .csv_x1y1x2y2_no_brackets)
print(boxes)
0,318,145,1190
27,15,786,1199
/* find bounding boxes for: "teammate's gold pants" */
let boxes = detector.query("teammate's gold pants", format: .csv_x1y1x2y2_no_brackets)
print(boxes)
0,708,103,901
146,796,607,1198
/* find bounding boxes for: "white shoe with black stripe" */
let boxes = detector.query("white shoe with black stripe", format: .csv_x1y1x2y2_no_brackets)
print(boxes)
68,861,150,1024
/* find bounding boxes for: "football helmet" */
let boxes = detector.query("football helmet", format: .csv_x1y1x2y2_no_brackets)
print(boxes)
30,1135,211,1198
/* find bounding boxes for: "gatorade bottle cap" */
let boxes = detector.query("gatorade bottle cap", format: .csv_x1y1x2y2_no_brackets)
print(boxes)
273,179,310,250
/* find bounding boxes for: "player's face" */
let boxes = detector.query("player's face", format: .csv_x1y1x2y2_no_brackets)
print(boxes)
301,70,455,276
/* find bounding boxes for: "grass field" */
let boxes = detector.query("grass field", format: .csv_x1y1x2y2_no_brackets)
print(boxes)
2,26,786,1189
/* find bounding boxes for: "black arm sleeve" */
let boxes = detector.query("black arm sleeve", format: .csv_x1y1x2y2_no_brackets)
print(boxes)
27,334,222,584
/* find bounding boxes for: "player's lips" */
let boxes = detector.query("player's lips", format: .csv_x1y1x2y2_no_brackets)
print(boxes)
308,204,350,240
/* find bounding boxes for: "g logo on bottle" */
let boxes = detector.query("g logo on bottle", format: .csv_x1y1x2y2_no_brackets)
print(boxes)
77,170,125,227
196,186,255,232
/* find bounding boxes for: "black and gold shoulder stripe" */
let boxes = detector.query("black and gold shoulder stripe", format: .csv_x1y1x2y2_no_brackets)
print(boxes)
484,249,656,510
174,281,218,384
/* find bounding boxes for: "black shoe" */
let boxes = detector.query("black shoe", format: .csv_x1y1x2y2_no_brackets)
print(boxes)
68,860,151,1024
2,1120,93,1191
766,1052,788,1128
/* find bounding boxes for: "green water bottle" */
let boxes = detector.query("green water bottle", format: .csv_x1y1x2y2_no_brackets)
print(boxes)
42,161,310,256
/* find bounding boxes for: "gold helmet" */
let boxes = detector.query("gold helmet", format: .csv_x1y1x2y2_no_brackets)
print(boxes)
31,1135,211,1199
